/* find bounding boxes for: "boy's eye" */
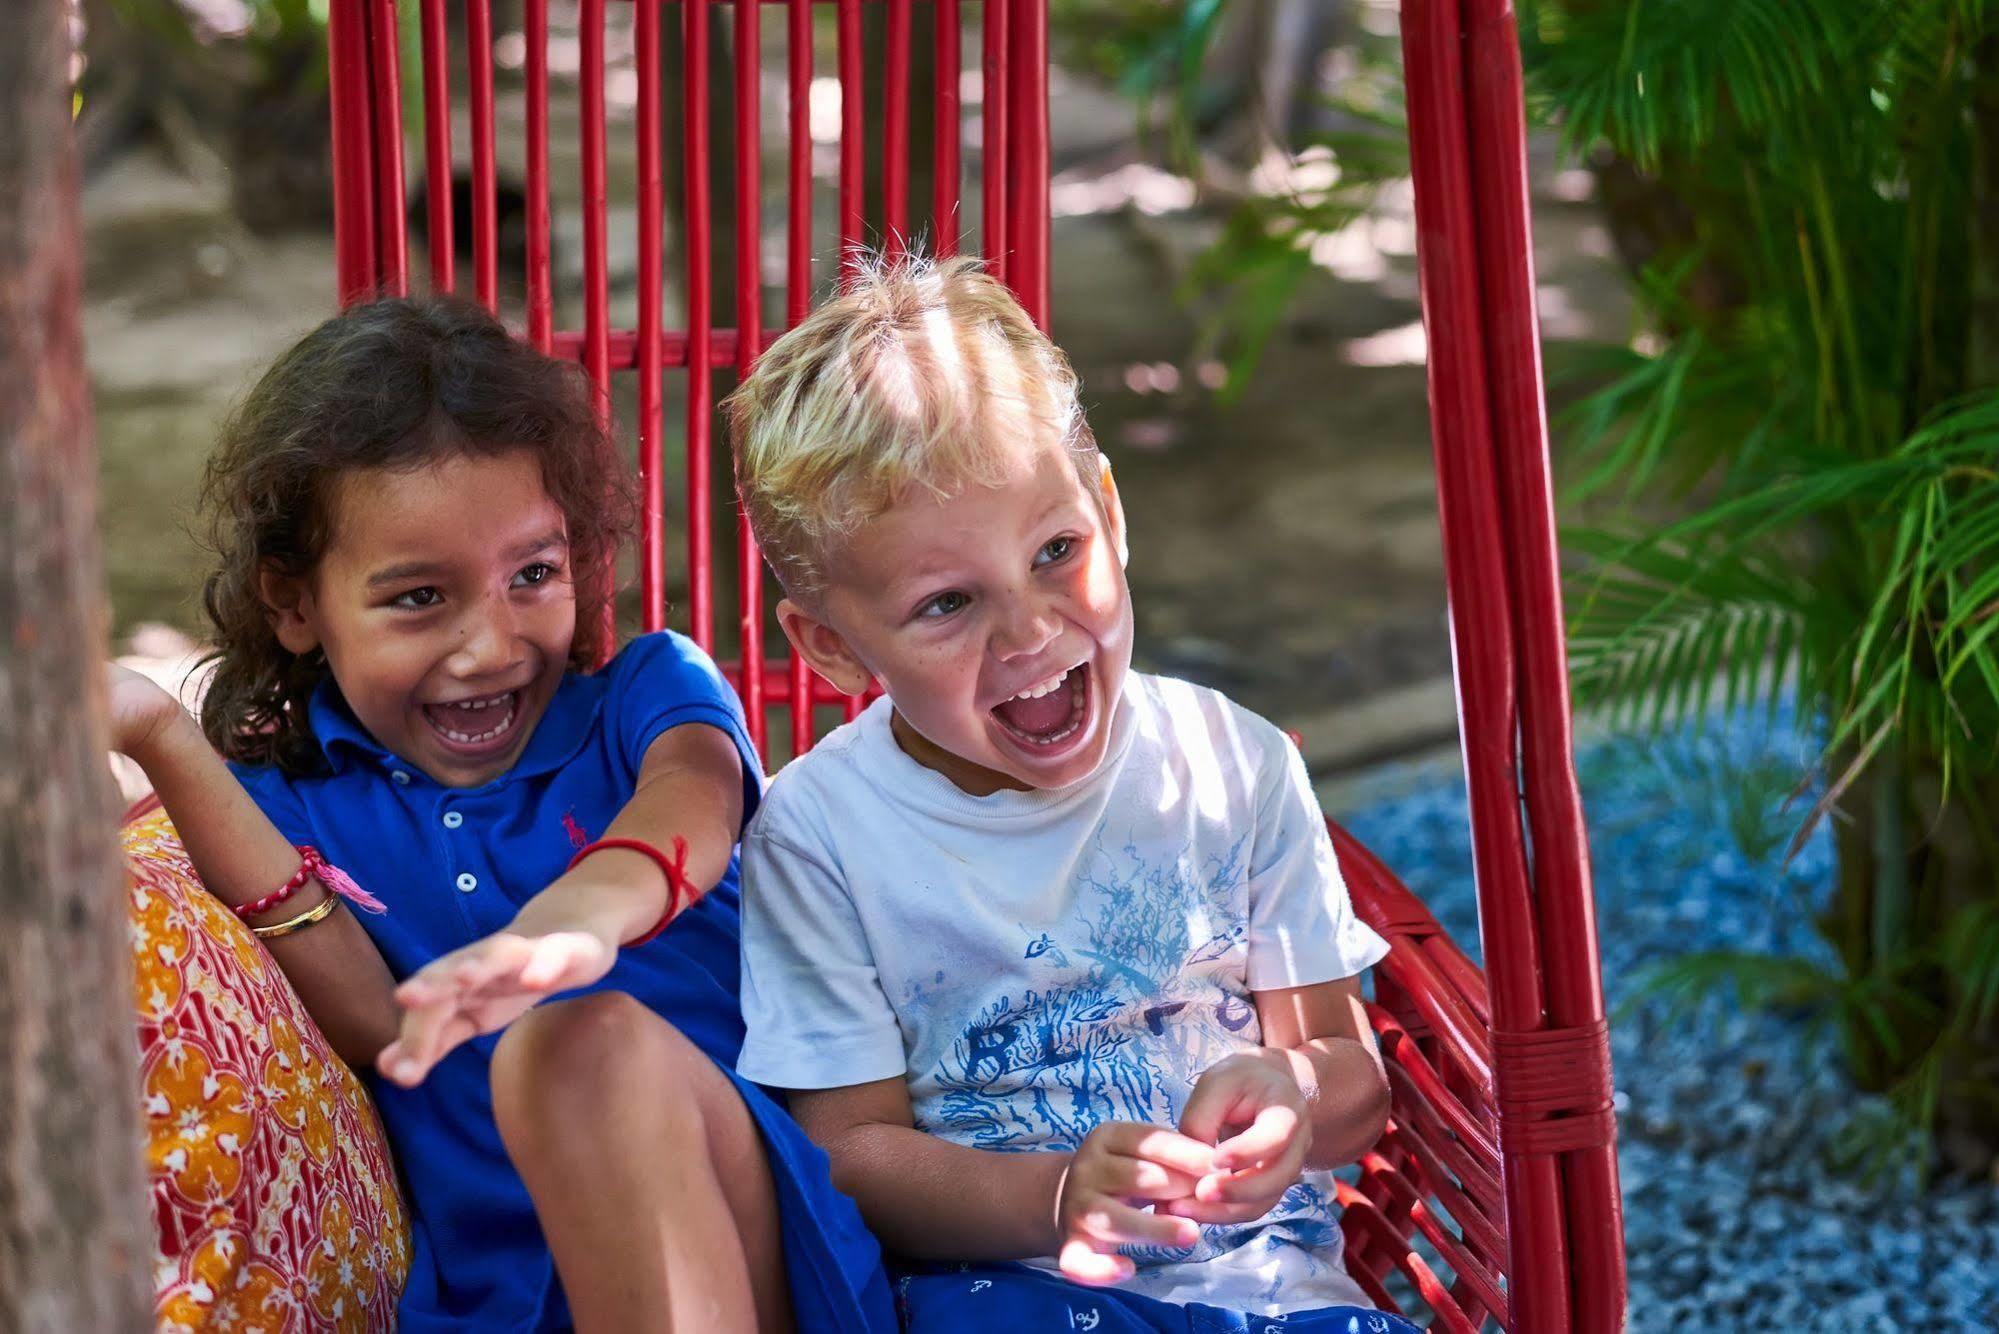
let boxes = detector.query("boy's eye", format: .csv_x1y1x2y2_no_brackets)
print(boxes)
918,591,970,620
1035,536,1078,567
391,587,442,610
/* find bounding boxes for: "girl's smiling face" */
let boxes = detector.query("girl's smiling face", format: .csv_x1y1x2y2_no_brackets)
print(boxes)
266,448,577,788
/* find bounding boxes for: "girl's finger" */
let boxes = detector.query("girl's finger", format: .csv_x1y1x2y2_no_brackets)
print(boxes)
417,1012,480,1075
395,967,450,1007
1072,1198,1200,1251
1058,1238,1136,1287
398,999,474,1081
391,1002,450,1077
459,942,530,994
1213,1103,1303,1172
376,1037,410,1079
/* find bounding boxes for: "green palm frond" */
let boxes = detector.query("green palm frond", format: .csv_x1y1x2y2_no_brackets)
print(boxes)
1518,0,1857,167
1567,537,1812,730
1820,397,1999,772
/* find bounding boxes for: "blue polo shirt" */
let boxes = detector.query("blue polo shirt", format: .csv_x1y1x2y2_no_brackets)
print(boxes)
231,631,891,1333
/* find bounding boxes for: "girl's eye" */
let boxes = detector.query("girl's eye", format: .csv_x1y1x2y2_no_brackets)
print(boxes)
918,591,970,620
513,561,559,588
1035,536,1078,568
391,587,442,610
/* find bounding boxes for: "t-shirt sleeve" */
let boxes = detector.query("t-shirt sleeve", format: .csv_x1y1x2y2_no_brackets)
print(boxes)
1244,728,1390,992
736,822,908,1090
604,631,763,828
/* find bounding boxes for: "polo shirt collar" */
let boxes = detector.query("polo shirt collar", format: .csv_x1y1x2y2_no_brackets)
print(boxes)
308,672,602,786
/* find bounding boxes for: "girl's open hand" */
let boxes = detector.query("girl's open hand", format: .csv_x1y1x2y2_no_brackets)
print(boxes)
378,929,616,1086
1164,1052,1312,1226
105,662,186,760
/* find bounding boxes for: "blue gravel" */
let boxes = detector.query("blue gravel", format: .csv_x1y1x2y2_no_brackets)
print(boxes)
1338,706,1999,1332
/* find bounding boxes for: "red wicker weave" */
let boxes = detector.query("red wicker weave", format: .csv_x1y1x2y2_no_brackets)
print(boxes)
323,3,1626,1327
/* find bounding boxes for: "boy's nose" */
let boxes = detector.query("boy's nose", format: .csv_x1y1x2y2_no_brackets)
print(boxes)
992,603,1061,662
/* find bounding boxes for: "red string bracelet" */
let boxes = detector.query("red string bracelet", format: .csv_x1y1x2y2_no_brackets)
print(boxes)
567,835,695,947
233,846,386,921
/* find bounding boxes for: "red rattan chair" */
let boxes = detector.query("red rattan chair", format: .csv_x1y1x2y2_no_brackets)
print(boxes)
324,2,1626,1328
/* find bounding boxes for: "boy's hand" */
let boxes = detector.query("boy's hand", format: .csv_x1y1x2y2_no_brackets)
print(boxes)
377,929,615,1086
1165,1053,1312,1225
105,662,187,761
1054,1122,1214,1285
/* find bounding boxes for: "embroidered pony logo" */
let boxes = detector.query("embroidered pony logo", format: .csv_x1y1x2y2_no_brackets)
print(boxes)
561,810,591,850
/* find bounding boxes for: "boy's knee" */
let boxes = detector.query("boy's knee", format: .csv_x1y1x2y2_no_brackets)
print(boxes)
492,992,706,1145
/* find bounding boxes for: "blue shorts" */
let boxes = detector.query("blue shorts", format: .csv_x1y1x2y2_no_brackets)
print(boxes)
893,1263,1424,1334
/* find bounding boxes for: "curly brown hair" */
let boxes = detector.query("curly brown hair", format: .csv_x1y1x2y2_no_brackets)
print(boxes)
199,296,636,775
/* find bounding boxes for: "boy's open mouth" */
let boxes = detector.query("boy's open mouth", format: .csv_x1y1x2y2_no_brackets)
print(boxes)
421,689,521,755
991,663,1088,747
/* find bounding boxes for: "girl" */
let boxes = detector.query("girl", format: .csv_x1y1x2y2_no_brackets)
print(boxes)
108,295,893,1333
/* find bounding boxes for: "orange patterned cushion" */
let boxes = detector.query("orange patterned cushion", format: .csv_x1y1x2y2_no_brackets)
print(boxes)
124,801,409,1332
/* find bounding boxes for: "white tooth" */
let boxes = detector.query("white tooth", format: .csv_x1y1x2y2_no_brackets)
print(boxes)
1011,671,1070,702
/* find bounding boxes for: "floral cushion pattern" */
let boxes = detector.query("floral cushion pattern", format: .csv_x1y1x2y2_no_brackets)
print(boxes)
124,801,408,1332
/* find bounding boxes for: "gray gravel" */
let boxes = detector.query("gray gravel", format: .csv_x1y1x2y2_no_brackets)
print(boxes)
1342,708,1999,1332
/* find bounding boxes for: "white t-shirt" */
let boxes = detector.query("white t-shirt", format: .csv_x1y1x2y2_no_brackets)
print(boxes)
737,673,1390,1316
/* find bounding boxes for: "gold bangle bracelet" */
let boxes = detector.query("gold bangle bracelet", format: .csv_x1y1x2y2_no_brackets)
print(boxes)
250,893,341,939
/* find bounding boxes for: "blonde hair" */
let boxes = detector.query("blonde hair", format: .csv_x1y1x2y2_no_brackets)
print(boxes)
726,251,1097,600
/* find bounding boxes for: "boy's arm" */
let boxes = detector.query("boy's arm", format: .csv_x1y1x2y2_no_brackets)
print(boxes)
381,721,743,1084
788,1078,1071,1261
1249,975,1391,1170
789,1077,1215,1282
1167,976,1390,1227
114,671,402,1069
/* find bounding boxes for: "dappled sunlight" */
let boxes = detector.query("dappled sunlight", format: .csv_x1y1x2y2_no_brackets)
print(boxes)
1340,320,1427,368
1050,161,1197,219
1551,168,1597,204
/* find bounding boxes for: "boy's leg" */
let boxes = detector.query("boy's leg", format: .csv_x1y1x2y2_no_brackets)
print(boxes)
491,992,792,1334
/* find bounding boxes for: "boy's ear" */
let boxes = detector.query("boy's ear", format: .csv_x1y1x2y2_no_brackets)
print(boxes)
257,563,322,656
775,597,875,698
1097,455,1129,568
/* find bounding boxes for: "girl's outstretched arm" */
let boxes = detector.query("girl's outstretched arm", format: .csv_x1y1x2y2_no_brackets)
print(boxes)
109,664,402,1068
380,720,744,1085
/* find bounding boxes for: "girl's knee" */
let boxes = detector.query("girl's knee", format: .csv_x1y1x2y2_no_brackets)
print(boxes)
492,993,710,1144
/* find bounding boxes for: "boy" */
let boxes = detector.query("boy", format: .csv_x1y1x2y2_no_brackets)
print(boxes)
728,255,1410,1330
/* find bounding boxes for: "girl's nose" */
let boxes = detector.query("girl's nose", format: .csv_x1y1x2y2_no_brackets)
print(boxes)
450,599,524,678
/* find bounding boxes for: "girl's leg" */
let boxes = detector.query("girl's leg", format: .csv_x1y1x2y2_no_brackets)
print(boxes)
490,992,792,1334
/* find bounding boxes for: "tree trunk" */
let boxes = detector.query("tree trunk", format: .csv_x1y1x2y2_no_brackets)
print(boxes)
0,5,152,1330
1829,754,1999,1173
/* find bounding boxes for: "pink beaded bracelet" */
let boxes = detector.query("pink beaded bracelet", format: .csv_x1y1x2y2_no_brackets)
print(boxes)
234,846,384,921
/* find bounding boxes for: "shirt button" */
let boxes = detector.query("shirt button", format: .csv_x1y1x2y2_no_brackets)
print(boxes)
391,770,411,786
455,872,477,893
442,811,464,829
